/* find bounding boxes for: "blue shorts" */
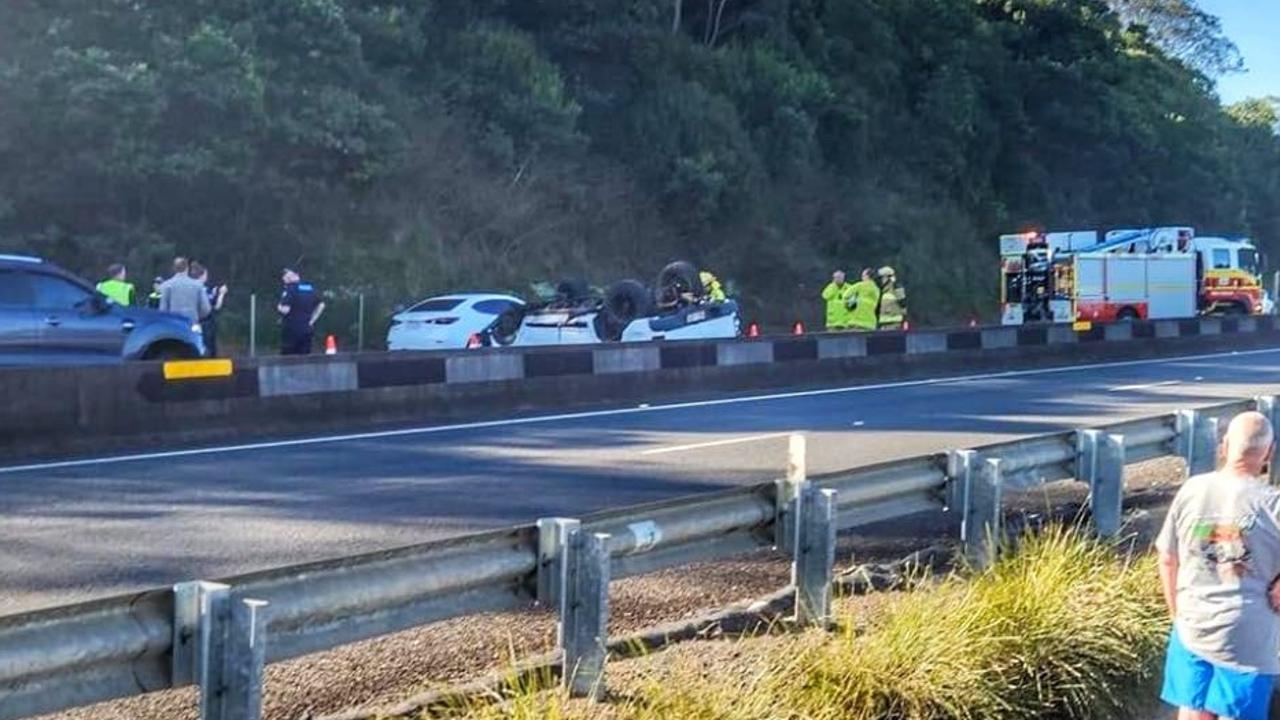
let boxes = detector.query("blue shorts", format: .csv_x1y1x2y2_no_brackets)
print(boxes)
1161,628,1275,720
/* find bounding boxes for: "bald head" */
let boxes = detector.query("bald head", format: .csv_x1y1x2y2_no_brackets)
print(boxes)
1222,411,1275,475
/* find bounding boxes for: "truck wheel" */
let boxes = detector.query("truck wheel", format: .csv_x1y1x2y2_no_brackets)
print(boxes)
655,261,703,307
1116,307,1140,322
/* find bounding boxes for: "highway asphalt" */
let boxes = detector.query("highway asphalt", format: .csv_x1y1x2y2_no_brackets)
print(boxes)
3,347,1280,615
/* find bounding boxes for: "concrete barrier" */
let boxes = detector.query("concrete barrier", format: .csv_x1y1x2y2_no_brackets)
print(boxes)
2,316,1277,461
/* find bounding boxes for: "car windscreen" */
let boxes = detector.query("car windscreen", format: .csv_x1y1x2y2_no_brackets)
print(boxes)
407,298,463,313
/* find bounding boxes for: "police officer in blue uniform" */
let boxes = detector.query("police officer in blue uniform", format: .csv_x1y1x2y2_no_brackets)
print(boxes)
277,267,326,355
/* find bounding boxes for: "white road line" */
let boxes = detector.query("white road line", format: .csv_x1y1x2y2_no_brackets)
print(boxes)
1108,380,1182,393
2,346,1277,475
639,432,794,456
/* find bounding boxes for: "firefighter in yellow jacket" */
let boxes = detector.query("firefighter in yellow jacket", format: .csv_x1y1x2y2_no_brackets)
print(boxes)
699,270,726,302
821,270,855,331
847,268,881,332
876,266,907,330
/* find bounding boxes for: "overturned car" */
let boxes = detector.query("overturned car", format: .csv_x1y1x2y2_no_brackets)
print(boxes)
488,261,740,347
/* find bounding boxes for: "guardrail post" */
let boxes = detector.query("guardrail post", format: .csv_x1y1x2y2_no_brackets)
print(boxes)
1076,430,1098,496
559,528,611,700
792,485,837,626
173,581,227,687
1177,410,1220,476
1256,396,1280,486
224,599,269,720
174,581,270,720
1078,431,1126,537
945,449,973,512
536,517,580,606
774,434,807,553
954,453,1001,568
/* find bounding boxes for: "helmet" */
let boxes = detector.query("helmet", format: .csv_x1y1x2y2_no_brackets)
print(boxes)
877,266,896,279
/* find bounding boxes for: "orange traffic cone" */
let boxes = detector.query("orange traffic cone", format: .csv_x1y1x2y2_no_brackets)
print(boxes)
324,334,337,355
792,321,805,336
747,322,760,338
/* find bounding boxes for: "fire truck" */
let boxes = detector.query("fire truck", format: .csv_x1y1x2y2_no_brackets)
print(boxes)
1000,227,1269,326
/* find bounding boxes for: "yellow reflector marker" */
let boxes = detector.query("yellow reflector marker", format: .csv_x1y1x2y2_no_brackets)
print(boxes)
1072,320,1093,332
163,359,234,381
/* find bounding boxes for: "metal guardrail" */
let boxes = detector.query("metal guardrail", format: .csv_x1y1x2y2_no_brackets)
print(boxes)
3,396,1279,719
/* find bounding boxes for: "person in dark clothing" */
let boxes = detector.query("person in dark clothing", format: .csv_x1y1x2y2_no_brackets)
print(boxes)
191,262,228,357
277,268,325,355
147,276,164,309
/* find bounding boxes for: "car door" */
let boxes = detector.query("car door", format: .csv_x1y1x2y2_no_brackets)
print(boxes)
28,271,127,363
0,269,40,364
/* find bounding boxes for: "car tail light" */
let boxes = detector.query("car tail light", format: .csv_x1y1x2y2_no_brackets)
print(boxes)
466,333,483,349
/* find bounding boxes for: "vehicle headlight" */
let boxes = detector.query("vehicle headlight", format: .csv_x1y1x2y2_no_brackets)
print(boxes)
191,323,203,334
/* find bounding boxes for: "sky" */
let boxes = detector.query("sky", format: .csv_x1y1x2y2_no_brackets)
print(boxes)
1198,0,1280,104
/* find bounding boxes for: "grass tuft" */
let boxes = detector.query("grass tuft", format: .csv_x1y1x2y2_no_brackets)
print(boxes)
441,524,1168,720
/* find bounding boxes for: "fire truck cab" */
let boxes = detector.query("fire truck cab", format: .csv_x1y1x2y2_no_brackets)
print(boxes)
1193,236,1266,315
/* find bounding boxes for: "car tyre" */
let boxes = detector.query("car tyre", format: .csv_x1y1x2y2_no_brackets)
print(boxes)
656,261,702,307
143,342,197,361
605,279,653,323
555,279,591,306
491,307,526,346
599,279,652,341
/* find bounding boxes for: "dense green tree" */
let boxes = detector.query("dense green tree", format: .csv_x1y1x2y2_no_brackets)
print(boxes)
0,0,1276,340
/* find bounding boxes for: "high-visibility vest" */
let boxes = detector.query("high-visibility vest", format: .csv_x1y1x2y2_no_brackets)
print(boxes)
96,279,135,306
822,282,854,329
699,271,726,302
847,280,881,330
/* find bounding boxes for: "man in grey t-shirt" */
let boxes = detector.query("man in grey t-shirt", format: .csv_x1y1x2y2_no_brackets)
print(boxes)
1157,411,1280,720
159,257,211,325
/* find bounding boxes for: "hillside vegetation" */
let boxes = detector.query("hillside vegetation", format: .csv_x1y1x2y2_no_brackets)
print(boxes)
1,0,1277,327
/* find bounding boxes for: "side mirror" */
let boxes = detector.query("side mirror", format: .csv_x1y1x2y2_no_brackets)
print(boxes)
91,294,113,314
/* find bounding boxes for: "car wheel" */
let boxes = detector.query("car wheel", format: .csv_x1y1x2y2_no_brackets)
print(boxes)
655,261,703,307
490,307,526,346
143,342,197,361
555,279,591,305
604,279,653,326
